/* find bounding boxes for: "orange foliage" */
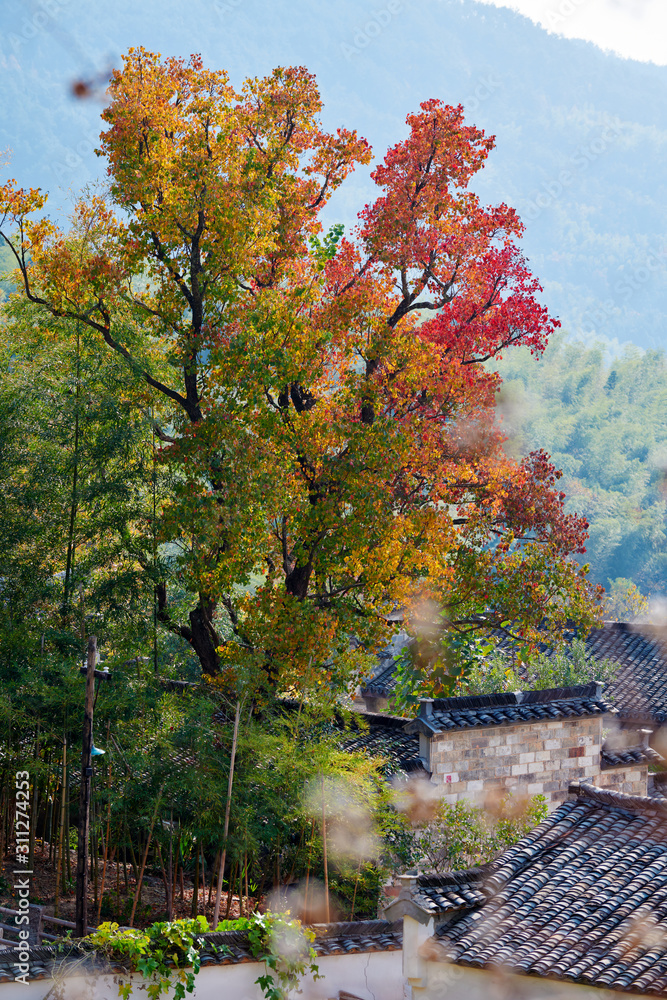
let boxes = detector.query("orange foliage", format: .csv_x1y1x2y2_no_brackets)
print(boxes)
0,51,602,694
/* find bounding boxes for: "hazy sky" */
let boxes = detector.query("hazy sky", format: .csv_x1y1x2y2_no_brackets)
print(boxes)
477,0,666,64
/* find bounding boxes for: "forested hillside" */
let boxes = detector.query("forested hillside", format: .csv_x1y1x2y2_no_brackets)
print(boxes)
492,336,667,595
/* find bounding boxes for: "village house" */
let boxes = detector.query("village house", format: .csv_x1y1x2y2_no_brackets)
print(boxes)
384,781,667,999
344,682,660,808
360,621,667,732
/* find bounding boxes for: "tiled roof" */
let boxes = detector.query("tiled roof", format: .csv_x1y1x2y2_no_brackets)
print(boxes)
410,868,490,917
0,922,402,982
596,623,667,724
340,714,425,775
406,683,612,735
201,921,403,963
361,622,667,726
601,745,662,769
361,632,411,697
425,783,667,995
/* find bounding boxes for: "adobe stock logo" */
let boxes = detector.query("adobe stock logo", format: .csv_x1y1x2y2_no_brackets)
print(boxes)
340,1,403,60
522,116,623,222
5,0,73,52
463,74,502,113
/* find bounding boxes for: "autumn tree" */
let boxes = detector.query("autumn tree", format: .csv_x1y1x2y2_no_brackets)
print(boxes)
0,50,602,696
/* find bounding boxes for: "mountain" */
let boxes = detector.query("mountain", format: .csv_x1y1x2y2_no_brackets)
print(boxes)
491,333,667,595
1,0,665,350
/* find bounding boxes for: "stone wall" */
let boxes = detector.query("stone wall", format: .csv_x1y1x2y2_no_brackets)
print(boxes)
597,764,649,797
428,716,603,809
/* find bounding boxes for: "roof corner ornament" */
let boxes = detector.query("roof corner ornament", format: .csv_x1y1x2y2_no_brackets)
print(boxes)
419,699,434,720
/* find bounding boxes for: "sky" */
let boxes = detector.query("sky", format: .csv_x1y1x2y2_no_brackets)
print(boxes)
477,0,667,64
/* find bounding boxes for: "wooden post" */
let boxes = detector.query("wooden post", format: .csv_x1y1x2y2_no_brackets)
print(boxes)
28,905,44,946
75,636,97,938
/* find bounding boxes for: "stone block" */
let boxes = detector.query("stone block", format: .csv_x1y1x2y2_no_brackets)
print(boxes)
439,771,459,784
519,752,536,764
512,763,529,776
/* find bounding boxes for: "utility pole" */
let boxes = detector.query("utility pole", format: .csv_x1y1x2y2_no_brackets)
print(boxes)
75,636,97,938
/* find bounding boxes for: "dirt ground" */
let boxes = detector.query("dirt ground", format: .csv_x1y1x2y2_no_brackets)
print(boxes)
0,842,250,931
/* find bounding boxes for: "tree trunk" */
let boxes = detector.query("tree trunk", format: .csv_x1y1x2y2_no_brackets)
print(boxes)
156,584,222,677
188,597,222,676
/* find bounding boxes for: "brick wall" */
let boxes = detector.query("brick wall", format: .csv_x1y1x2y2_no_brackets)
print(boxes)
428,716,603,809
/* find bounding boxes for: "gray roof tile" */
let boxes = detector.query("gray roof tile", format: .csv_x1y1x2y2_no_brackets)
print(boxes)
421,783,667,994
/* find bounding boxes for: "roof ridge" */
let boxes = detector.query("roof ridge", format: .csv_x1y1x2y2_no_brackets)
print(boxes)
570,780,667,814
417,865,491,888
310,919,401,937
429,682,604,714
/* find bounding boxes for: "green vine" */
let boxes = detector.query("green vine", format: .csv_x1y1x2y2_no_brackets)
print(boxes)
244,911,321,1000
87,916,209,1000
83,911,319,1000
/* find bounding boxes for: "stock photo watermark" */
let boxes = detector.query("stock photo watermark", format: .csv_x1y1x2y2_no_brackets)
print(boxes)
545,0,589,28
213,0,243,15
5,0,73,54
463,73,502,113
579,244,666,336
340,0,403,60
14,770,32,985
521,115,622,221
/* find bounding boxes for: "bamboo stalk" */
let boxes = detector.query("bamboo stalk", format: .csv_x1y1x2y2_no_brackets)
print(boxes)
156,841,171,919
303,818,315,918
321,775,330,923
208,850,220,908
168,811,174,919
191,841,199,917
65,779,72,885
54,740,67,917
129,786,163,927
212,701,241,927
96,753,112,920
224,862,237,920
350,856,363,921
96,847,115,925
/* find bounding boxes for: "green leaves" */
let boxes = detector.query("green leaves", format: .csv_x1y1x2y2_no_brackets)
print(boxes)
245,911,319,1000
87,917,210,1000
